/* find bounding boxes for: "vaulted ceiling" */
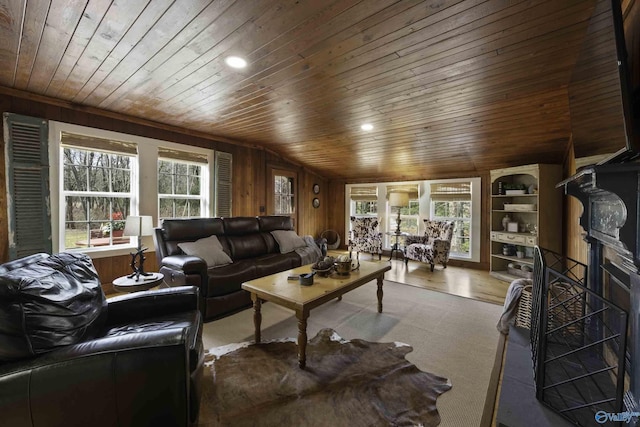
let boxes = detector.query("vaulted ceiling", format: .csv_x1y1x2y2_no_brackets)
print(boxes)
0,0,616,181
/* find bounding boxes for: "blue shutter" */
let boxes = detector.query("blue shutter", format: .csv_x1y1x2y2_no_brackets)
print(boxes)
3,113,51,259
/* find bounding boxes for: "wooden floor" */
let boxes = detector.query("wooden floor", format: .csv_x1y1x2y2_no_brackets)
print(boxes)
110,251,509,305
330,251,509,306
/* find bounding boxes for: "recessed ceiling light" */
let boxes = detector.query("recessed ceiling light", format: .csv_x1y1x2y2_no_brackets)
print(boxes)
225,56,247,69
361,123,373,131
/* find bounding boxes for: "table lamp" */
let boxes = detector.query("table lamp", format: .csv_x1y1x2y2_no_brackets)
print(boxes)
123,215,154,281
389,192,410,234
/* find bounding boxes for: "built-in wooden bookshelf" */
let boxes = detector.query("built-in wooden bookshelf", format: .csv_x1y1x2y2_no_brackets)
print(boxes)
489,164,563,282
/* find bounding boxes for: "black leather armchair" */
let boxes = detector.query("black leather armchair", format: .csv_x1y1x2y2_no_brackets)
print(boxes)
0,253,204,427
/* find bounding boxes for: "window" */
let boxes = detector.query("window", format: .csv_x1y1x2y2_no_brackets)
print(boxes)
355,201,377,215
386,185,419,236
274,174,294,214
158,148,207,220
430,182,472,257
268,168,297,228
349,186,378,218
345,178,480,262
50,121,228,256
389,199,420,235
61,141,135,250
158,160,202,219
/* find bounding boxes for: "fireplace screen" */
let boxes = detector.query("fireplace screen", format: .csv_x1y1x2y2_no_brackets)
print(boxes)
531,247,628,426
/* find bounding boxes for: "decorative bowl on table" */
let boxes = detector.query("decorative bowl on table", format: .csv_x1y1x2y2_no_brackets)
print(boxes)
311,266,333,277
312,256,335,277
334,261,352,275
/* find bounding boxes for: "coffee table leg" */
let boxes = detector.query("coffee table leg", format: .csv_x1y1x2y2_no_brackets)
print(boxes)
377,276,384,313
296,310,308,369
252,294,262,343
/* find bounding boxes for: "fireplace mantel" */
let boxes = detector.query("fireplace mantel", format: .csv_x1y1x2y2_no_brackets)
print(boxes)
560,162,640,422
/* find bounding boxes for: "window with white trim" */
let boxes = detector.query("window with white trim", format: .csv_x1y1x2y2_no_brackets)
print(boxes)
49,121,230,256
387,200,420,234
158,148,207,220
430,182,472,258
349,186,378,217
60,133,136,250
344,178,480,262
386,185,419,236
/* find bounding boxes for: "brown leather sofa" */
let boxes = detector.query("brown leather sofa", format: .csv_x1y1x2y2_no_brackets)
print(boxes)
154,215,312,321
0,252,204,427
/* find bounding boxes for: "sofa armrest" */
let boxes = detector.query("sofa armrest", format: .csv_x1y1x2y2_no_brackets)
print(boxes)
161,254,207,273
405,234,426,245
36,328,192,369
106,286,199,325
433,239,451,257
0,328,198,427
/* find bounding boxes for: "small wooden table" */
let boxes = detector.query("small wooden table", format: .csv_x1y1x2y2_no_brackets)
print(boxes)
112,273,164,293
386,231,409,261
242,261,391,368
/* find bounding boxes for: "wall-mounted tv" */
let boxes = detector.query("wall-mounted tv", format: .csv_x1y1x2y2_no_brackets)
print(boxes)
568,0,640,164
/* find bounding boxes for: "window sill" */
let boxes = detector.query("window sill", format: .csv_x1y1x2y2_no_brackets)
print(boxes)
66,245,149,259
450,254,474,261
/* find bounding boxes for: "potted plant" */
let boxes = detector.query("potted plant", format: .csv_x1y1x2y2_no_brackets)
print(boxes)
101,212,126,237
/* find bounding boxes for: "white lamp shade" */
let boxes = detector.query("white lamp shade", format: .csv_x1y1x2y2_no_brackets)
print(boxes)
123,215,154,237
389,192,410,207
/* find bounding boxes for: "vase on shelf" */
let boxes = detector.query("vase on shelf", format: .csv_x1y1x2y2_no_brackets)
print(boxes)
502,214,511,231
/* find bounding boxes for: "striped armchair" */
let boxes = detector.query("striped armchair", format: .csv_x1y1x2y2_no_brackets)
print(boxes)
404,220,455,272
348,216,383,261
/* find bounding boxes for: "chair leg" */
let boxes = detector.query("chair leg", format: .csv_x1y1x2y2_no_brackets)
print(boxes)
404,257,409,266
378,252,381,261
442,262,447,269
430,263,435,272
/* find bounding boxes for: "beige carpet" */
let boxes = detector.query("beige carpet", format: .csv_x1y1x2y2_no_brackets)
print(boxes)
202,280,503,427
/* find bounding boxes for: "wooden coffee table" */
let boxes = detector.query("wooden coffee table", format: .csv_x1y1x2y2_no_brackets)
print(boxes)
241,261,391,368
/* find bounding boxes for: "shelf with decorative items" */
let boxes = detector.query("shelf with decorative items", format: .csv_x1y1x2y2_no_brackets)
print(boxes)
489,164,562,282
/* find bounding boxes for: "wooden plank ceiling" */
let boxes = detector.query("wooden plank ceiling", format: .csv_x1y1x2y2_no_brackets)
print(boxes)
0,0,604,181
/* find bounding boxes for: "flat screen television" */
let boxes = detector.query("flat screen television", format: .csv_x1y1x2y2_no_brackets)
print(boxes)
568,0,640,164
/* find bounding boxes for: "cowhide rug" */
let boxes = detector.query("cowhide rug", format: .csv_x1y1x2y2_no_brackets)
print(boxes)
197,328,452,426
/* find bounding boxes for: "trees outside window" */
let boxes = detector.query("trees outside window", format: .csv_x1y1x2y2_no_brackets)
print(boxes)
388,200,419,235
51,120,226,255
62,148,132,249
274,175,295,214
432,200,471,256
268,168,298,228
354,200,377,216
158,159,203,220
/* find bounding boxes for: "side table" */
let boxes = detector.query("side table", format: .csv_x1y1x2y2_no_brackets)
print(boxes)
386,232,408,261
112,273,164,293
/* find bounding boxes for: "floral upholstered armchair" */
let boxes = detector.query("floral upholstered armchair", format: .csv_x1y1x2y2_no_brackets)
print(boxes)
348,216,383,261
404,219,455,272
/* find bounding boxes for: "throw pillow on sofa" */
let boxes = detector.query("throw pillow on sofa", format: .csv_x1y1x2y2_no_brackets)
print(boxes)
178,234,233,268
0,252,107,362
271,230,307,254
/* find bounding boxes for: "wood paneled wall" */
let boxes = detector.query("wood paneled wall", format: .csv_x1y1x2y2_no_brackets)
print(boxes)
0,93,599,286
563,140,589,265
0,94,327,285
325,179,347,249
